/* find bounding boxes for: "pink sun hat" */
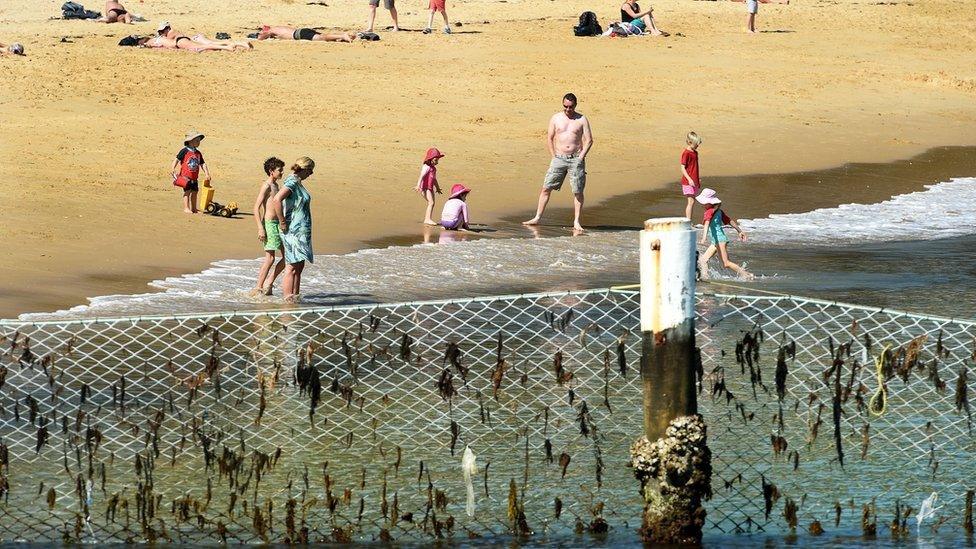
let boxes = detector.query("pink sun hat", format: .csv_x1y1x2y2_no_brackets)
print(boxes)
695,188,722,205
448,184,471,199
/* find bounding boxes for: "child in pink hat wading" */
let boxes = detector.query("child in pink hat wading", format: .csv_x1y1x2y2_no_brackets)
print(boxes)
440,184,471,230
696,188,753,280
415,147,445,225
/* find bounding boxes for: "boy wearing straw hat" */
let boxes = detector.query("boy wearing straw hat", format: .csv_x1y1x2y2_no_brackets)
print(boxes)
170,131,211,214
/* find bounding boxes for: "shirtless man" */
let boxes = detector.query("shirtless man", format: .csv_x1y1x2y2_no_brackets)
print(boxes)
256,25,356,43
95,1,132,24
523,93,594,232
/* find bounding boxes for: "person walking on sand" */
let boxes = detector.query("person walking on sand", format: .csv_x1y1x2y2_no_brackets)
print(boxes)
272,157,317,303
170,131,211,214
251,157,287,296
366,0,400,33
255,25,357,43
423,0,452,34
415,147,444,225
620,0,668,36
680,131,702,220
95,1,132,24
732,0,789,33
523,93,593,232
696,188,753,280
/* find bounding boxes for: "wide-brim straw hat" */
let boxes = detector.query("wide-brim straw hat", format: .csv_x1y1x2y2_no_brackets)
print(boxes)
449,184,471,199
184,131,205,145
695,188,722,205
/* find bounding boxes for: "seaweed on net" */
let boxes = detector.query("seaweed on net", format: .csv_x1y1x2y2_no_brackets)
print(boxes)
956,364,972,434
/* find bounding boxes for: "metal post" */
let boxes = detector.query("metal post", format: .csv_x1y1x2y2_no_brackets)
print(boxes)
640,217,698,439
630,217,711,545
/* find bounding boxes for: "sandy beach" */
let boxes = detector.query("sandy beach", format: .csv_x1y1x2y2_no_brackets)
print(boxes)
1,0,975,317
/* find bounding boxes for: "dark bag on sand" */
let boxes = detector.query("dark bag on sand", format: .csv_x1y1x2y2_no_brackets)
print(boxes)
574,11,602,36
118,35,141,47
62,2,101,19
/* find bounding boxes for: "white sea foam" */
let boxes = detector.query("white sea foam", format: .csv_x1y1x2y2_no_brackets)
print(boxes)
739,177,976,246
18,178,975,320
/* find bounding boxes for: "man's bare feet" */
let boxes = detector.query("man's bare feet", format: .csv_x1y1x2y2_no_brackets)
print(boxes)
522,217,541,226
183,208,193,214
698,261,710,280
263,285,273,296
423,220,440,226
573,224,585,232
248,287,264,297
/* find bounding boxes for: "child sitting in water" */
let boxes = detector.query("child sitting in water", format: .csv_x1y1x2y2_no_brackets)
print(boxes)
440,184,471,230
696,188,753,280
251,157,287,296
415,147,444,225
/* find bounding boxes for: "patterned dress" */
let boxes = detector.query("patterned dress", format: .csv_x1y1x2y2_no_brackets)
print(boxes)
281,174,313,264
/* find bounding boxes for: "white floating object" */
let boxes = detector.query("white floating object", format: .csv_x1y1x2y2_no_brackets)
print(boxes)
915,491,941,535
461,445,477,517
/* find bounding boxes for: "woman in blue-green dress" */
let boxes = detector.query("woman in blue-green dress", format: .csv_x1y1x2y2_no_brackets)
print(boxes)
272,156,315,303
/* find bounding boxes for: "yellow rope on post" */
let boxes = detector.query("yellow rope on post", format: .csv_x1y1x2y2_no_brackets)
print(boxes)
868,345,891,417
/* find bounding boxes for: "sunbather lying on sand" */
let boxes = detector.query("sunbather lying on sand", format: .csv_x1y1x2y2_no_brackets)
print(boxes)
255,25,356,43
131,35,251,52
156,22,252,49
94,1,133,24
0,42,25,56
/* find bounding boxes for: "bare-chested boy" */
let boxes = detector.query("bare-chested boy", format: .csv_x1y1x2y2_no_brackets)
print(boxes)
523,93,594,232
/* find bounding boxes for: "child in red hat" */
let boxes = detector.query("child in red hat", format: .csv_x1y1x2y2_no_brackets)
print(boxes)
440,184,471,230
415,147,445,225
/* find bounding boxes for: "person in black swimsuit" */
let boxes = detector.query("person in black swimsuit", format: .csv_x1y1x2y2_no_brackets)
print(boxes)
620,0,668,35
96,1,133,24
256,25,356,43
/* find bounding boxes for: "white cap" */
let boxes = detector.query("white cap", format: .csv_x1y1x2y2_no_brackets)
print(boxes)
157,21,171,32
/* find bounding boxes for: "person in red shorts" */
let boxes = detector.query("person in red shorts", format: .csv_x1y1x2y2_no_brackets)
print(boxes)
679,131,702,221
423,0,451,34
170,131,212,214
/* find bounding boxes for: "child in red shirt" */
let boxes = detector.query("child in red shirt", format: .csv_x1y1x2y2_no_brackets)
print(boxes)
680,131,702,221
170,131,212,214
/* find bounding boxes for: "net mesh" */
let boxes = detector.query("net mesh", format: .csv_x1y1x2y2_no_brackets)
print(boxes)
0,289,973,542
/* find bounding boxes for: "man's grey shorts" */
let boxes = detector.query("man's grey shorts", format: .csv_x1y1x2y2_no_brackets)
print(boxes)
746,0,758,13
369,0,395,9
542,154,586,194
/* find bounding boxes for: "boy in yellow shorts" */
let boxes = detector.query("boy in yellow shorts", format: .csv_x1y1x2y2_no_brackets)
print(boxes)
251,157,287,296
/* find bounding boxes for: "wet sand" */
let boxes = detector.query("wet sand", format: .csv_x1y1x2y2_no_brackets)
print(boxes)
2,0,976,318
368,145,976,247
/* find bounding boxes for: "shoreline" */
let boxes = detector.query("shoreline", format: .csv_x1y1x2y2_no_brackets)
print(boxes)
3,0,976,318
9,145,974,320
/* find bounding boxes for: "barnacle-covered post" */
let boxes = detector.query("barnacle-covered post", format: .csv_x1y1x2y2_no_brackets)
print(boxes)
631,217,712,544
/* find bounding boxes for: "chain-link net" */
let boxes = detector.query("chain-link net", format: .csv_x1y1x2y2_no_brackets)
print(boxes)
0,289,973,542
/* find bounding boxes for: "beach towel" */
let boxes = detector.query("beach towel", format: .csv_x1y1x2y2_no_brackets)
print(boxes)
61,2,101,20
573,11,602,36
603,21,642,37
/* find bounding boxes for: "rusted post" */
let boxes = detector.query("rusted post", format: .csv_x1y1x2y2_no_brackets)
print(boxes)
630,217,712,544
